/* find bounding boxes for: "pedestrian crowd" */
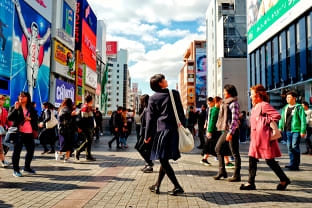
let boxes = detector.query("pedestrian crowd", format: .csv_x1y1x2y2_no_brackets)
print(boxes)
1,73,312,196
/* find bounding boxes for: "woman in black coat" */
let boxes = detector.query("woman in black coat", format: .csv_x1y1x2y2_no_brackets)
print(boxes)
145,74,186,195
8,91,38,177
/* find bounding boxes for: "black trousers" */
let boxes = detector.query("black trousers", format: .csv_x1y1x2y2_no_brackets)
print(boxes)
248,156,289,185
155,159,181,188
76,129,93,158
215,130,241,177
305,127,312,152
13,133,35,172
109,132,120,147
198,126,205,146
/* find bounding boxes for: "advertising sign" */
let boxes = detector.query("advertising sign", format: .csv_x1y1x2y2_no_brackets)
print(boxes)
75,50,83,105
54,40,75,79
63,1,74,37
96,83,101,95
81,19,96,70
195,48,207,108
56,28,75,50
187,74,194,83
106,41,117,57
11,0,51,115
132,83,138,93
85,65,97,89
0,0,14,78
75,0,97,51
247,0,311,51
55,78,75,107
187,86,195,103
24,0,52,22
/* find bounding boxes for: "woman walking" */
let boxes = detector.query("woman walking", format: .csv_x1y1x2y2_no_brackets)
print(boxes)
55,98,76,162
0,95,11,167
38,102,57,154
240,84,290,190
8,91,38,177
145,74,185,195
214,84,241,182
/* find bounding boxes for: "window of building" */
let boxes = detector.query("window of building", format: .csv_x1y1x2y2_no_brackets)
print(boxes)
256,49,260,85
117,93,119,96
279,31,287,85
297,17,307,80
117,70,119,73
260,45,266,88
117,64,119,67
251,52,255,87
117,87,119,90
289,24,297,82
272,36,279,88
117,75,119,78
117,81,119,84
307,13,312,78
117,99,119,102
266,41,273,89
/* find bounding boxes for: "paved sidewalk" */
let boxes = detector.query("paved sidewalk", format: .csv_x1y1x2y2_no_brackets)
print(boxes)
0,135,312,208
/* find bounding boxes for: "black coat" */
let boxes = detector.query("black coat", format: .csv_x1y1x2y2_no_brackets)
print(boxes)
8,105,38,132
145,89,186,160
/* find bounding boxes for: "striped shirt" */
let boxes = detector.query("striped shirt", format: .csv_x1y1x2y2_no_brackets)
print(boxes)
228,101,240,136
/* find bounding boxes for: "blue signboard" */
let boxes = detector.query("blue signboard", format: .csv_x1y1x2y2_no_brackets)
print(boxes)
55,78,75,107
63,1,74,37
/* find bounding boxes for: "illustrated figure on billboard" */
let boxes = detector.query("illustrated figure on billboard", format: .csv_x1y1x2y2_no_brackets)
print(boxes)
14,0,51,99
67,51,75,77
0,19,8,51
197,55,207,72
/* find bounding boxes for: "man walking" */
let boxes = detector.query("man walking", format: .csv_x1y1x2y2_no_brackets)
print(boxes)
302,101,312,154
187,106,197,137
197,104,207,149
74,95,96,161
279,91,306,170
108,106,123,149
94,108,102,140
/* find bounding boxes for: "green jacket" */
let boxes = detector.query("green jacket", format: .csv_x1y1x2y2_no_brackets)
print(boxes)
208,107,219,133
278,104,306,134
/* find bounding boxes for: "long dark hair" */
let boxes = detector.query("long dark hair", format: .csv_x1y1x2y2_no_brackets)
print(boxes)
139,94,149,114
19,91,32,109
59,98,74,112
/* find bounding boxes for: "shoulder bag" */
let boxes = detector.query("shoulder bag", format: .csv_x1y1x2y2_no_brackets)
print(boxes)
260,106,281,141
46,110,58,129
169,89,194,152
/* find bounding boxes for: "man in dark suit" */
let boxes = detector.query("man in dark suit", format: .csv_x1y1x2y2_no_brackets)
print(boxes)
108,106,123,149
197,104,207,149
187,106,197,137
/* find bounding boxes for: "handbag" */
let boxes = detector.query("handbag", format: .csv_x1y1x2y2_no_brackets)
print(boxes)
169,89,194,152
46,111,58,129
4,127,20,144
260,106,281,141
0,125,6,135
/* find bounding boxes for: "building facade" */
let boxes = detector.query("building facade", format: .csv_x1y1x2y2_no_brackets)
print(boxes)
106,49,129,115
247,0,312,110
206,0,248,112
179,40,206,112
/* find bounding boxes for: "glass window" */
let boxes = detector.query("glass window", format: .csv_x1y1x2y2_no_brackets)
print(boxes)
266,41,273,90
307,13,312,78
280,31,287,85
261,45,266,88
289,24,297,83
297,17,307,80
272,36,279,88
251,52,255,87
256,49,260,84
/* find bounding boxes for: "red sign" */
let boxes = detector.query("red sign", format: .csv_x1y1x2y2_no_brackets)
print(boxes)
96,83,101,95
81,20,96,71
75,51,83,104
106,41,117,57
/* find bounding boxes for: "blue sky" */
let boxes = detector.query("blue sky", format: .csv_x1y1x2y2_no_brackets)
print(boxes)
89,0,207,95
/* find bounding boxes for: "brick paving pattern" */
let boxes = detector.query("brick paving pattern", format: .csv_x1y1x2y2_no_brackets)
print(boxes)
0,135,312,208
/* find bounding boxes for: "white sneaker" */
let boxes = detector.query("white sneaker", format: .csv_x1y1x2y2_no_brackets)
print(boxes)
64,158,74,163
1,160,11,167
55,152,60,161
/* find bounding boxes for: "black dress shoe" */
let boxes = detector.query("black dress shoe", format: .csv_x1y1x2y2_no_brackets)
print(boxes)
213,173,228,180
108,142,112,149
168,187,184,195
149,185,160,194
228,176,241,182
240,184,256,190
277,179,291,190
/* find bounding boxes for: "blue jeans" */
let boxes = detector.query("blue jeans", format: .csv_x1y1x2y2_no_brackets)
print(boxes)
286,131,301,168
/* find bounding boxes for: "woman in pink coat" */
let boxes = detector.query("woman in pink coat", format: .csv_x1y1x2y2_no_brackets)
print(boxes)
240,84,290,190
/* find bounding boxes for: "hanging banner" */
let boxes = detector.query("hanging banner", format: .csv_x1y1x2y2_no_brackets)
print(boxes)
75,50,83,105
85,65,97,89
195,47,207,108
11,0,51,115
55,78,75,107
0,0,14,78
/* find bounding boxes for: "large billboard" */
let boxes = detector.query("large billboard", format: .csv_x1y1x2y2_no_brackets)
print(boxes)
0,0,14,78
106,41,117,57
247,0,312,52
55,78,75,107
81,19,96,70
75,50,83,105
63,0,74,37
24,0,52,22
195,48,207,108
85,65,97,89
54,40,75,79
11,0,51,114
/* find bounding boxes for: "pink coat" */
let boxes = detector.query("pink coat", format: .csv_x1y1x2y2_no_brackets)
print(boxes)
248,102,282,159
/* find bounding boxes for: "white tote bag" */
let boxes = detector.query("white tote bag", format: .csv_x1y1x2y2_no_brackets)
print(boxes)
169,90,194,153
45,111,58,129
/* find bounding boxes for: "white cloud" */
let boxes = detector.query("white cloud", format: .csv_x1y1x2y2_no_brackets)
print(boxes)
128,33,205,81
157,28,190,38
197,25,206,33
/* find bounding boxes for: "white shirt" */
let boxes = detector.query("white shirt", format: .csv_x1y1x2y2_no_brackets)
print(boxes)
305,109,312,127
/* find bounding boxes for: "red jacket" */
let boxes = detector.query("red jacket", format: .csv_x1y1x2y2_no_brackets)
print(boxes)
248,102,281,159
1,107,12,139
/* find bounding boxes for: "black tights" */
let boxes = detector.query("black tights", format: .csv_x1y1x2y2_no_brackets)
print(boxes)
155,159,181,188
